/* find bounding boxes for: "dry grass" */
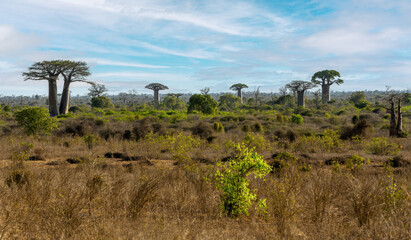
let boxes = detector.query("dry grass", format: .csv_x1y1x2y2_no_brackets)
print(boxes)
0,114,410,239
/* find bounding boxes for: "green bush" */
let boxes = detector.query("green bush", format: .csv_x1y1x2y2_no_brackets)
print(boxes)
213,122,225,133
367,138,400,155
215,144,271,217
3,105,11,112
187,94,218,115
290,114,304,124
14,107,59,136
91,96,113,108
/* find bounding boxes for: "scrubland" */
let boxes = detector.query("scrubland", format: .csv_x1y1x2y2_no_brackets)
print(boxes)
0,103,410,240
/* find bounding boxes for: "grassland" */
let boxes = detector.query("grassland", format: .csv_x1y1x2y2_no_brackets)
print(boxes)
0,103,409,239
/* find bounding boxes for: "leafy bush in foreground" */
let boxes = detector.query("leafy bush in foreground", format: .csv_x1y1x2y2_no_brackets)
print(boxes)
215,144,271,218
14,107,59,136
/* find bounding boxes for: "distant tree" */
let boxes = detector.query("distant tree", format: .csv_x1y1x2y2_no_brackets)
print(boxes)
219,94,241,111
285,81,315,107
230,83,248,103
22,61,62,116
313,90,321,108
88,83,107,98
200,87,210,95
145,83,168,104
91,96,113,108
187,94,218,114
253,87,260,107
59,61,92,114
14,107,59,136
279,86,288,96
167,93,183,98
349,91,369,109
163,95,186,110
311,70,344,104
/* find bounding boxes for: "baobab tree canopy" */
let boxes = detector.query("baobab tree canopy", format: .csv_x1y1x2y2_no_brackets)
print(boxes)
311,70,343,104
285,80,315,107
230,83,248,91
285,81,315,92
145,83,169,91
230,83,248,103
22,60,63,116
59,60,92,114
145,83,169,104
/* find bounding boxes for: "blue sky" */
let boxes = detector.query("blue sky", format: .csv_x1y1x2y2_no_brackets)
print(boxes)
0,0,410,96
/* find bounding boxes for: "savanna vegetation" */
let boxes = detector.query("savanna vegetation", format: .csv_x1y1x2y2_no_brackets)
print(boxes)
0,66,409,239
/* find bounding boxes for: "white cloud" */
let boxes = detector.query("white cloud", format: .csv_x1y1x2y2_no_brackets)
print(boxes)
0,25,43,55
300,25,404,55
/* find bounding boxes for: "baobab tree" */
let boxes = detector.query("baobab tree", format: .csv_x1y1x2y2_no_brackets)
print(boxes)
145,83,168,104
59,61,91,114
22,60,62,116
230,83,248,103
285,80,315,107
311,70,343,104
88,83,107,97
385,92,406,137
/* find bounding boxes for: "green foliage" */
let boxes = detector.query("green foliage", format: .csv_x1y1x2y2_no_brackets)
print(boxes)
162,96,187,111
345,154,369,172
218,94,241,111
382,173,407,212
352,115,360,124
243,133,270,152
215,144,271,217
253,122,264,132
213,122,225,133
297,130,343,153
187,94,218,115
367,138,400,155
349,91,369,109
3,105,11,112
14,107,59,136
83,134,98,150
91,96,113,108
290,114,304,124
271,152,298,175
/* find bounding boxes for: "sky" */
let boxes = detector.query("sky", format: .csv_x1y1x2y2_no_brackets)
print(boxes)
0,0,410,96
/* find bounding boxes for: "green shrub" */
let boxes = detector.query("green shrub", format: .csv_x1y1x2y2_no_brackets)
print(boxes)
253,122,264,132
14,107,59,136
3,105,11,112
367,138,400,155
187,94,218,115
270,152,298,175
352,115,360,124
215,144,271,217
345,154,369,172
213,122,225,133
91,96,113,108
290,114,304,124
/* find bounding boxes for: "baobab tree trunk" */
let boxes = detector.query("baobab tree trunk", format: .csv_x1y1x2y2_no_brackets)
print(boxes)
48,79,59,116
321,84,330,104
237,89,242,103
154,89,160,104
59,82,70,114
397,98,402,136
297,90,305,107
389,100,397,137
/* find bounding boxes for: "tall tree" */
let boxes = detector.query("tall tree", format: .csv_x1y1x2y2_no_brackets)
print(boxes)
88,83,107,97
59,61,91,114
230,83,248,103
145,83,168,104
22,61,62,116
285,81,315,107
311,70,343,104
